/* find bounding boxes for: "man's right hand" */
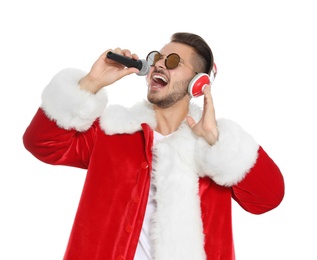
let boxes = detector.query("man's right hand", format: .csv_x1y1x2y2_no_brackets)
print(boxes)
79,48,140,93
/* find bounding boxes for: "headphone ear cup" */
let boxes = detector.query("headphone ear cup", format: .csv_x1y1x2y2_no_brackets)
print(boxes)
188,73,210,97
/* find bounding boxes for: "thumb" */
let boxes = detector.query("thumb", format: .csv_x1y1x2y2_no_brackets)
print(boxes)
186,116,196,129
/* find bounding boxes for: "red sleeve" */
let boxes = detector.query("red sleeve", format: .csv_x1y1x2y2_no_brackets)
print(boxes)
23,108,97,169
231,146,285,214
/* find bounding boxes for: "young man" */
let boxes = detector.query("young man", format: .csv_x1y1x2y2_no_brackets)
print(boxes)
23,32,284,260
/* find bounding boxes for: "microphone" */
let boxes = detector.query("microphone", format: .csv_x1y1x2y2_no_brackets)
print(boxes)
106,51,150,76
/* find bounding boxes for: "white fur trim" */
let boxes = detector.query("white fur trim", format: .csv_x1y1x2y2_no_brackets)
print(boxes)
100,102,259,187
195,118,259,186
100,100,156,135
151,124,206,260
41,68,108,131
65,99,258,256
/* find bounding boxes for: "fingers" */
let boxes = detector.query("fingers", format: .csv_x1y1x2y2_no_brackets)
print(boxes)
103,48,140,73
100,48,140,76
203,85,212,104
103,48,139,60
121,48,139,60
86,47,140,91
203,85,218,141
202,85,216,121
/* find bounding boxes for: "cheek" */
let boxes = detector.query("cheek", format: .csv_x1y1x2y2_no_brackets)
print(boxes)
169,81,188,96
172,77,191,90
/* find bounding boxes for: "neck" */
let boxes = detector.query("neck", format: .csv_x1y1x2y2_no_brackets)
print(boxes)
154,97,189,136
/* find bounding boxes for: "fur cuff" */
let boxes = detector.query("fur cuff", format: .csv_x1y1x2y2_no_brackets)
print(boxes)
196,118,259,186
41,68,108,131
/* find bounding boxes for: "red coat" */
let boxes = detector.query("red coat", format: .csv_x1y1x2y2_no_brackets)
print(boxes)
23,69,284,260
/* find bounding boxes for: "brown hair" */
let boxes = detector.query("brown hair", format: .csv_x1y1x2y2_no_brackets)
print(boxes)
171,32,214,75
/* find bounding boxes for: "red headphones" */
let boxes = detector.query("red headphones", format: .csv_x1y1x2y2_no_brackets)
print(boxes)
188,62,217,97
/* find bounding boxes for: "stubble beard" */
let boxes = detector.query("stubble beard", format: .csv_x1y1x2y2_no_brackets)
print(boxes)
147,81,189,109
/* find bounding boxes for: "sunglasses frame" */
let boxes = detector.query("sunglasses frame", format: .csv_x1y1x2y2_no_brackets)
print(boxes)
146,51,198,74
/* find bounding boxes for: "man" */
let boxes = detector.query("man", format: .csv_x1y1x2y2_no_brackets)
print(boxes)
23,32,284,260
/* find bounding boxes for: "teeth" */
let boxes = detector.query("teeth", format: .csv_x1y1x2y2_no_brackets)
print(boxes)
153,75,167,83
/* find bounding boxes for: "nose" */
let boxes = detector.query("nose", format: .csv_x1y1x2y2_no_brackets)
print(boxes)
154,56,166,69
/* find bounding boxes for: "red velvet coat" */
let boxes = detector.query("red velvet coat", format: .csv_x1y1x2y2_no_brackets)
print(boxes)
23,69,284,260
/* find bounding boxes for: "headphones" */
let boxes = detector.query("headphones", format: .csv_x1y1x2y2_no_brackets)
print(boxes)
188,62,217,97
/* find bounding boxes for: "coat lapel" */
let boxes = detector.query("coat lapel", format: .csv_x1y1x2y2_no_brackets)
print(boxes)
100,101,207,259
151,125,206,259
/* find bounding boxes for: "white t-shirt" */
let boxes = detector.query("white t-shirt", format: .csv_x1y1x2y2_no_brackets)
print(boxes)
134,131,167,259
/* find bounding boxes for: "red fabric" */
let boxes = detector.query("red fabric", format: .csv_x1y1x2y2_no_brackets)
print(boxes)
231,147,285,214
23,108,284,260
199,178,235,259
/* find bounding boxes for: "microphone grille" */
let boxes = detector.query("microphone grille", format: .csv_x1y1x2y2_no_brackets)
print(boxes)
137,60,150,76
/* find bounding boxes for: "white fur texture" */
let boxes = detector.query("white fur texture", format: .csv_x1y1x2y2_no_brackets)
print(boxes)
100,100,157,135
39,68,259,257
100,102,259,259
195,118,259,186
151,124,206,259
41,68,108,131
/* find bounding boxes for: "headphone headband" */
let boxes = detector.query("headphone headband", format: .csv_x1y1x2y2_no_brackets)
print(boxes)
209,62,217,83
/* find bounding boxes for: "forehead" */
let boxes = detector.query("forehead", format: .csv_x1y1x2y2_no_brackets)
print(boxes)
160,42,195,60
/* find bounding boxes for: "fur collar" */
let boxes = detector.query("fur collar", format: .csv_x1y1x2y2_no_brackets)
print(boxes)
100,100,207,259
99,99,202,135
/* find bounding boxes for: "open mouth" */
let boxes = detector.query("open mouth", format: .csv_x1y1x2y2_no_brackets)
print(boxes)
151,74,168,88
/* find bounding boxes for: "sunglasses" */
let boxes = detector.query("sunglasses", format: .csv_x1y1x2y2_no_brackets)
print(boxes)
146,51,198,74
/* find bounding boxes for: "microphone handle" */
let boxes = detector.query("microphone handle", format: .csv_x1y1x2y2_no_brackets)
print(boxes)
106,51,142,70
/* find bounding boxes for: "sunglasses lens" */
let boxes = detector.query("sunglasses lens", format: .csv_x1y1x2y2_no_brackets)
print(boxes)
146,51,181,69
146,51,161,66
166,54,180,69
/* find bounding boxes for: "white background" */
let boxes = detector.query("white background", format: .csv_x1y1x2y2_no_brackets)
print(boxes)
1,0,316,259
